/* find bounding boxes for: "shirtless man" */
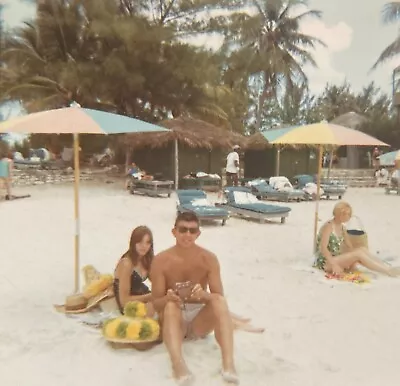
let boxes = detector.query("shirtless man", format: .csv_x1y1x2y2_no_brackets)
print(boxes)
150,211,238,385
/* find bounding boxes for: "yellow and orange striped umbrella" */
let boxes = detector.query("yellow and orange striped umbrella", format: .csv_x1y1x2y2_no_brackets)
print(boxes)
261,122,389,147
261,122,389,251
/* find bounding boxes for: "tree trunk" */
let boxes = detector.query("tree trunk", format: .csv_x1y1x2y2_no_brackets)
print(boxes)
255,88,269,132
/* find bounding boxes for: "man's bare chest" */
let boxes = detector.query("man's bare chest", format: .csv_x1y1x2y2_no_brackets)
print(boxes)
164,259,208,288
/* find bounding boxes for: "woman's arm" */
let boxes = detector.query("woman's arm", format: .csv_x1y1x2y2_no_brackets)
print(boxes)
319,223,335,264
342,227,353,251
117,259,152,307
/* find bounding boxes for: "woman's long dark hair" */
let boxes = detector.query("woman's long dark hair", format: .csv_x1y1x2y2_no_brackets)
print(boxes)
121,226,154,271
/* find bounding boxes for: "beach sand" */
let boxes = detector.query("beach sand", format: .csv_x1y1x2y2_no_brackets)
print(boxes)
1,182,399,386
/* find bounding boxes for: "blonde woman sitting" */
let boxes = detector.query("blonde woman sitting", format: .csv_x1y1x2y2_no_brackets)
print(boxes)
315,201,400,277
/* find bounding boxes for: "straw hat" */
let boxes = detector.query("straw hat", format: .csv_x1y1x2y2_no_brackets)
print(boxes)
65,294,88,311
53,265,114,314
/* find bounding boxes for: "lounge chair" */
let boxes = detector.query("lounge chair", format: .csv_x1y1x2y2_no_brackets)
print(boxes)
293,174,347,200
176,189,229,225
218,187,291,224
249,179,305,202
385,178,400,195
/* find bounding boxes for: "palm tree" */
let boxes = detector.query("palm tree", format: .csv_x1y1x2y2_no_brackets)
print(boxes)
372,1,400,69
0,0,234,129
223,0,325,131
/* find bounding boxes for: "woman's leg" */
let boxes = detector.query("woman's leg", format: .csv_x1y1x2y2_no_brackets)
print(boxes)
332,249,400,277
146,302,156,318
5,177,11,198
230,313,264,333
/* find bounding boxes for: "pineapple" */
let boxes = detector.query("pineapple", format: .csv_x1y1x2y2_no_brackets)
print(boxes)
123,301,147,318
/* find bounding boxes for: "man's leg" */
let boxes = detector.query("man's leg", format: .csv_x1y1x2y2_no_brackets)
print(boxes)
190,295,237,381
162,302,192,382
232,173,239,187
226,173,232,187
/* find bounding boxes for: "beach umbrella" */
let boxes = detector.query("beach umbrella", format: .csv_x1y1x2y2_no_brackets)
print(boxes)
259,121,389,249
0,103,169,292
377,150,400,166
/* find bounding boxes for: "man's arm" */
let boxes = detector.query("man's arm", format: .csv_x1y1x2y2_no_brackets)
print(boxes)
149,255,168,313
207,253,224,296
234,153,239,168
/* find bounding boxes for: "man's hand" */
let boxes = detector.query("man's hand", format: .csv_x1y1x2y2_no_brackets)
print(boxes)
190,284,211,302
165,289,181,304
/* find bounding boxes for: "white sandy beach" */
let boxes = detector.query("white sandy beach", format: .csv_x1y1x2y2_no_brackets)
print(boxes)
1,182,400,386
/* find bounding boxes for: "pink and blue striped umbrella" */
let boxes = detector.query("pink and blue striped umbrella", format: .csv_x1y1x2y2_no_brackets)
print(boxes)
0,105,169,292
0,106,169,134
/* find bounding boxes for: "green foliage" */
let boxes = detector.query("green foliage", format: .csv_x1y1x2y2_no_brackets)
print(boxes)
0,0,399,153
222,0,326,131
373,1,400,69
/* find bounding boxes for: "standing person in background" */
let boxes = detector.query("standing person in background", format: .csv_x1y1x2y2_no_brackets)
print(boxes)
225,145,240,187
372,147,380,169
0,150,13,200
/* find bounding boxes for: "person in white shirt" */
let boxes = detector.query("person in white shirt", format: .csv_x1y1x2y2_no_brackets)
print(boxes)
226,145,240,186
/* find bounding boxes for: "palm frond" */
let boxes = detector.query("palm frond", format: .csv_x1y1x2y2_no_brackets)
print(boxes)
371,35,400,69
382,2,400,24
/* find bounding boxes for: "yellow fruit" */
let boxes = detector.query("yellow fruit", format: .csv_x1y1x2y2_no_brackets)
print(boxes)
147,319,160,340
139,318,160,340
126,320,141,340
103,318,120,338
116,321,129,338
124,301,147,318
83,274,113,299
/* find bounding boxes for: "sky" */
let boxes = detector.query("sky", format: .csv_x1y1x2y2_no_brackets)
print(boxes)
0,0,399,116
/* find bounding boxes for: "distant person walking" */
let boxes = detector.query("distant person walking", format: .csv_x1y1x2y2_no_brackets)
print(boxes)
372,147,380,169
225,145,240,187
0,150,13,200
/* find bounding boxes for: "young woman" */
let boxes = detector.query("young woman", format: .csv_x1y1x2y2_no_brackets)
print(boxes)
113,226,155,316
113,226,263,332
315,201,400,277
0,151,13,200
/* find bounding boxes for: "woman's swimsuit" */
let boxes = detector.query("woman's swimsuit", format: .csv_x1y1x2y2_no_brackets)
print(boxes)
314,223,345,270
113,262,150,314
0,158,10,178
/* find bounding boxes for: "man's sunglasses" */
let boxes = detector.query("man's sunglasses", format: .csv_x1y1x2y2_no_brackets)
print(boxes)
176,226,199,234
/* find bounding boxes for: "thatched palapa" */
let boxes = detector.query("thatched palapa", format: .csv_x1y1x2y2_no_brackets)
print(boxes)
245,132,271,150
122,117,246,149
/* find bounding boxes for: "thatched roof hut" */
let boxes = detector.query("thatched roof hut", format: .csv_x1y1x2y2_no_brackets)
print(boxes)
245,132,270,150
121,117,246,150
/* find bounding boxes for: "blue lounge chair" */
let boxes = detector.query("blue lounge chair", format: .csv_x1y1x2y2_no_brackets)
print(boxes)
249,180,305,202
176,190,229,226
293,174,347,200
218,187,291,224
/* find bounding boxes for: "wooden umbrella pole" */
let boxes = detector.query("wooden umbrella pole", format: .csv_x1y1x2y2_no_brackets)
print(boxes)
327,148,334,179
174,138,179,190
276,147,281,176
73,133,81,292
313,145,323,252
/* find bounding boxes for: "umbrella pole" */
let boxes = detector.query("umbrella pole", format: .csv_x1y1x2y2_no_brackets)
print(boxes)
174,139,179,190
276,147,281,176
73,133,80,292
313,145,323,252
327,148,334,179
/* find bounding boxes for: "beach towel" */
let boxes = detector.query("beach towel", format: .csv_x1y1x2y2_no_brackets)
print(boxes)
325,271,370,284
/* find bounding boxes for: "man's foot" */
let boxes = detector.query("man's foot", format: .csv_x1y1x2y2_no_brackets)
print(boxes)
388,267,400,277
176,374,194,386
173,360,193,385
221,370,239,385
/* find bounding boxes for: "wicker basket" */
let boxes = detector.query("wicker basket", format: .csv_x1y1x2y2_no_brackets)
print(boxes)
346,216,368,250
